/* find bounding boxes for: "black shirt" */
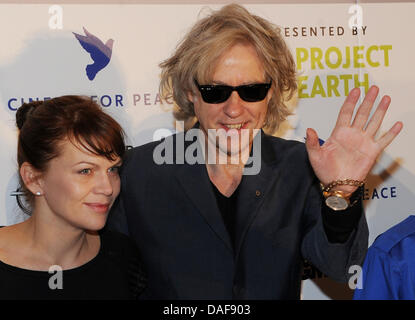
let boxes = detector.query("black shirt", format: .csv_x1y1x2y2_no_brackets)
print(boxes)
210,182,240,250
0,229,146,300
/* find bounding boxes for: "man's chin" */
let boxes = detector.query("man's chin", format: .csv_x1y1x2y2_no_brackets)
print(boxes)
216,143,251,160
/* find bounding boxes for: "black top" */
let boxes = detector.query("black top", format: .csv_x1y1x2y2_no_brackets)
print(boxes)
210,182,240,250
0,229,146,300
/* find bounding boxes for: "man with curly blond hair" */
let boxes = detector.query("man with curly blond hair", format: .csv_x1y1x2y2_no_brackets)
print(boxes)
108,4,402,299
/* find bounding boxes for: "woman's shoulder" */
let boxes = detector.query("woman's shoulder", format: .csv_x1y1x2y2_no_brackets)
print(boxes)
0,223,31,269
0,226,9,262
0,224,22,252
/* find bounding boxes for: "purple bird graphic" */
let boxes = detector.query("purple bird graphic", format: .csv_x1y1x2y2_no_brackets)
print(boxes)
73,27,114,80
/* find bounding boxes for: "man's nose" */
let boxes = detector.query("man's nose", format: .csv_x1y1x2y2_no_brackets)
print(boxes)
223,91,244,118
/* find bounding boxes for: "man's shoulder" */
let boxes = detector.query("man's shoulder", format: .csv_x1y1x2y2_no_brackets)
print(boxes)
262,134,307,160
128,138,167,155
129,132,183,152
125,133,179,160
121,133,185,174
263,134,304,148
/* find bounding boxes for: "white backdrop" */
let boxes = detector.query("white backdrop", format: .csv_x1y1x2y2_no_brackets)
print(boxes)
0,3,413,299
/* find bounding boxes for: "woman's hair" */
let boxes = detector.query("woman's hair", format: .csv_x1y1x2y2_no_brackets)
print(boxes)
159,4,297,133
16,95,125,213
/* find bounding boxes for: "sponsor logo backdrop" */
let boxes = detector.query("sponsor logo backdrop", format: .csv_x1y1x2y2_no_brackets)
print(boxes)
0,3,413,299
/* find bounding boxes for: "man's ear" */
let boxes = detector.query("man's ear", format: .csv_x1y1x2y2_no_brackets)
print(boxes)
20,162,44,196
187,91,195,103
266,85,274,104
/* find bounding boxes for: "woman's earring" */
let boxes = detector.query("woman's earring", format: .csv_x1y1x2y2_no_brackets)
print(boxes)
35,191,42,196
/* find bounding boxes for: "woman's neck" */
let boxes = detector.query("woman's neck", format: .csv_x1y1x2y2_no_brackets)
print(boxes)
27,214,98,269
3,207,100,271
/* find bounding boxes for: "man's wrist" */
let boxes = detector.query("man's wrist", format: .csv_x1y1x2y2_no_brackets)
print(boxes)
321,180,365,211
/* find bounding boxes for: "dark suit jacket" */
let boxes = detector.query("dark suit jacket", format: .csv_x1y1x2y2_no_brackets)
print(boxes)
107,130,369,299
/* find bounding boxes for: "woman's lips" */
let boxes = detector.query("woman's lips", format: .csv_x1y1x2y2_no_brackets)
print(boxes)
84,203,110,213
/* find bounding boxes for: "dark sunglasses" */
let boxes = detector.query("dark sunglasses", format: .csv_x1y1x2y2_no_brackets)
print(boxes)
195,80,272,104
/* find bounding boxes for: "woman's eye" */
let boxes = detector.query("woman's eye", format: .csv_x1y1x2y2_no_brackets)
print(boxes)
79,168,91,175
109,166,120,174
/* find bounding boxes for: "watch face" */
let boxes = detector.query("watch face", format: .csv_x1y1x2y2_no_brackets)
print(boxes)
325,196,349,211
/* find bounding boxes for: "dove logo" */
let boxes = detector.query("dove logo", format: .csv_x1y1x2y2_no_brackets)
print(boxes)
73,27,113,81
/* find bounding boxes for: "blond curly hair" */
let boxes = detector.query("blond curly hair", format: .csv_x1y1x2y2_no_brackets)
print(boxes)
159,4,297,133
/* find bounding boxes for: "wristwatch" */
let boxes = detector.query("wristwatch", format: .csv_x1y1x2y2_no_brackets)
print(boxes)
323,190,352,211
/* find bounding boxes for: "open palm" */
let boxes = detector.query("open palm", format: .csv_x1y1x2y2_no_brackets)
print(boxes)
305,86,403,192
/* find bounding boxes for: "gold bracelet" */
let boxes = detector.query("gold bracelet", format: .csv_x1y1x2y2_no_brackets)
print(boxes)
320,179,365,192
320,179,365,209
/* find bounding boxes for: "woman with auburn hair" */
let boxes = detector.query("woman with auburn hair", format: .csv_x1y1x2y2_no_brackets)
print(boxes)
0,96,146,299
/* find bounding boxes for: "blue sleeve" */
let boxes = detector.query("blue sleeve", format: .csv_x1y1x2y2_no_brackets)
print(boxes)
353,246,401,300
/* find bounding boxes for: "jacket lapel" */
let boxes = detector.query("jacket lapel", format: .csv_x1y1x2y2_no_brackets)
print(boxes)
234,131,280,260
174,133,234,253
